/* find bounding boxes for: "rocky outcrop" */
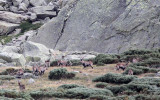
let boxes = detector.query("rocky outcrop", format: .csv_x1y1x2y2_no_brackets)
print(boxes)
31,0,160,53
0,11,28,23
0,21,19,35
0,0,65,35
0,52,26,66
30,6,56,19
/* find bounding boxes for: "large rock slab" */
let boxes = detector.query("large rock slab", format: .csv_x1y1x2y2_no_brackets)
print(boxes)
30,6,56,19
1,46,19,53
0,0,6,6
31,0,160,53
23,41,52,62
0,52,26,67
29,0,47,7
0,11,28,24
0,21,19,35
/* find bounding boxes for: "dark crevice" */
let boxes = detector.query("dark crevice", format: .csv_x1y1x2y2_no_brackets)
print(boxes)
54,18,68,49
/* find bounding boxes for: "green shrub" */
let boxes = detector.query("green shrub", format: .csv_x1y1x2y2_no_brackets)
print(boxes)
134,94,160,100
95,82,108,88
92,73,136,84
30,88,56,99
50,60,58,66
58,84,84,90
123,67,144,75
19,21,42,33
123,65,159,75
127,83,151,93
88,95,109,100
123,49,153,55
70,60,81,66
0,90,33,100
48,68,76,80
62,87,113,99
0,75,15,80
130,78,160,86
106,85,128,94
0,68,16,75
106,83,151,95
96,62,105,66
94,54,118,65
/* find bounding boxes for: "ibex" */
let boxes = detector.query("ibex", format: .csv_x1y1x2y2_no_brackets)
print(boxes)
57,60,72,67
32,63,47,76
18,80,25,91
128,69,133,75
115,62,129,71
16,69,24,76
80,59,93,69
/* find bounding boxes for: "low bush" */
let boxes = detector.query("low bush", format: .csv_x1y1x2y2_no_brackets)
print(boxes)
123,49,153,55
58,84,84,90
50,60,58,66
30,88,56,99
88,95,109,100
19,21,42,33
106,83,151,95
123,64,159,75
70,60,81,66
130,78,160,86
123,67,144,75
62,87,113,99
106,85,128,94
94,54,118,65
48,68,76,80
95,82,108,88
0,75,15,80
93,73,136,84
0,90,33,100
0,68,16,75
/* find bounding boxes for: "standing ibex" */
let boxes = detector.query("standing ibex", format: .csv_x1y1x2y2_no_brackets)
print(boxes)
57,60,72,67
18,80,25,91
80,59,93,69
128,69,133,75
115,62,129,71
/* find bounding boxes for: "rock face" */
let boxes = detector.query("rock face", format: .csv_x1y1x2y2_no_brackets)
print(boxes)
32,0,160,53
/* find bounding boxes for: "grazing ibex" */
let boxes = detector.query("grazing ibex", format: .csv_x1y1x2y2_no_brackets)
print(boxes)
57,60,72,67
80,59,93,69
18,80,25,91
128,69,133,75
115,62,129,71
16,69,24,76
32,62,47,76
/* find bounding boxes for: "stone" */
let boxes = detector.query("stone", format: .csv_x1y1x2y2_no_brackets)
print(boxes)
64,54,96,60
29,0,47,7
0,11,29,24
0,6,4,10
10,28,21,36
19,3,27,11
23,41,52,62
0,21,19,35
0,52,26,67
28,78,35,83
12,0,23,7
0,0,6,6
30,6,56,19
9,6,18,12
1,46,19,53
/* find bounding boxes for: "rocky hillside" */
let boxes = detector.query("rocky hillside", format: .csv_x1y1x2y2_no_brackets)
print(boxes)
32,0,160,53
